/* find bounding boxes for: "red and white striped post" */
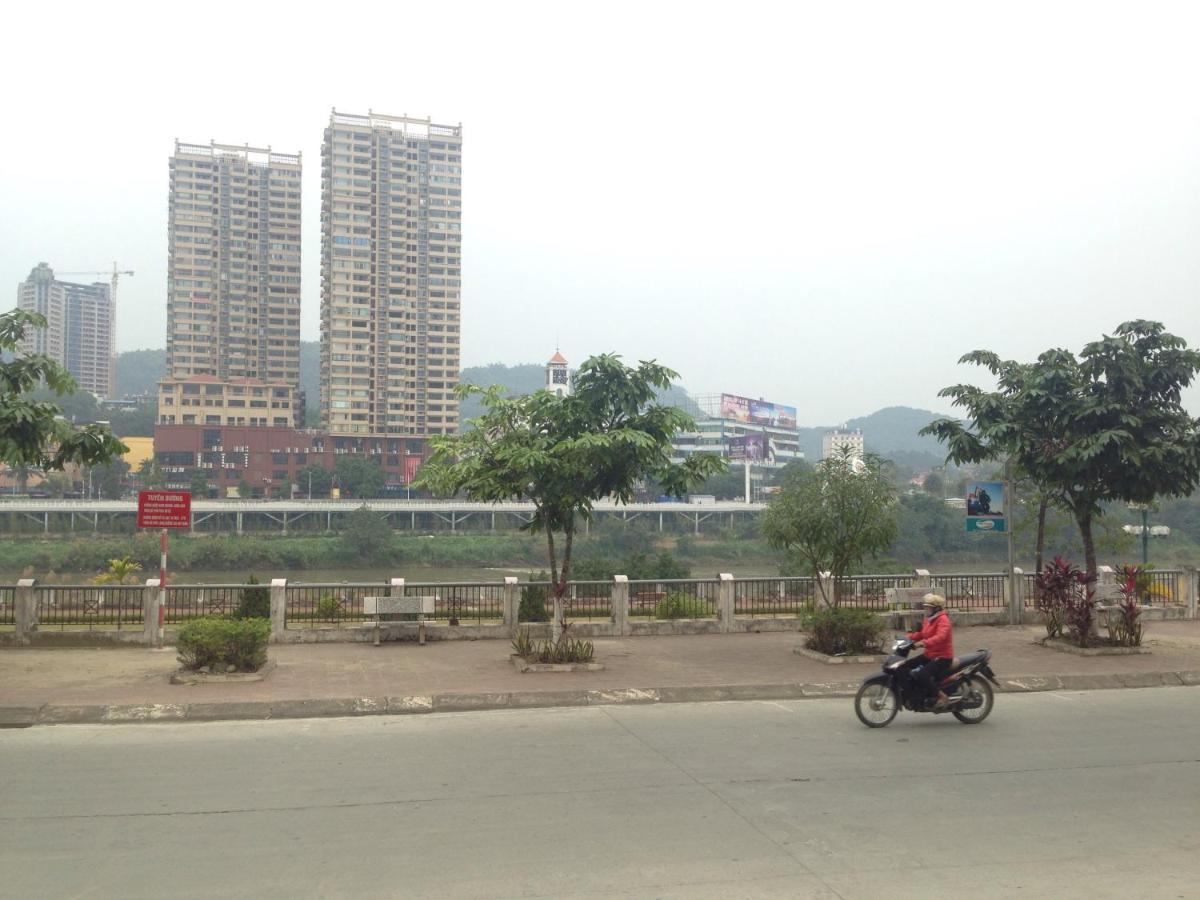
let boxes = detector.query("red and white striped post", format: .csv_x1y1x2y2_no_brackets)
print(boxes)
158,528,168,645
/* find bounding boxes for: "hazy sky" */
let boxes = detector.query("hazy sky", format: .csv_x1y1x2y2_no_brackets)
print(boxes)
4,1,1199,425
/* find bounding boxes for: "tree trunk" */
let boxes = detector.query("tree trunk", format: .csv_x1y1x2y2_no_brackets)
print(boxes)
551,524,575,646
1034,500,1047,578
546,530,563,644
1076,507,1097,584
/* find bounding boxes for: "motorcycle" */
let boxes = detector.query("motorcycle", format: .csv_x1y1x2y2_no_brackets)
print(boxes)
854,637,1000,728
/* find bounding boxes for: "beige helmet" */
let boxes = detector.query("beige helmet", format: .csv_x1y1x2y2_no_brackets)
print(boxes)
921,593,946,610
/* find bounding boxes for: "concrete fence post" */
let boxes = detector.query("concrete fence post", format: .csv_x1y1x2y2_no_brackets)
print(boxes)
1184,566,1198,619
270,578,288,642
15,578,37,640
142,579,162,645
718,573,735,633
503,577,520,633
912,569,932,590
612,575,630,636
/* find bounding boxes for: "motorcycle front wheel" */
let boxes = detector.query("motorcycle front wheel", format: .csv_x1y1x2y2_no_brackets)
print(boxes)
951,676,994,724
855,681,899,728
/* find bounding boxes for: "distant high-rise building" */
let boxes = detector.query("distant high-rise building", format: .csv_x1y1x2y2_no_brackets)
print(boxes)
16,263,115,398
159,140,302,428
320,109,462,438
822,427,865,460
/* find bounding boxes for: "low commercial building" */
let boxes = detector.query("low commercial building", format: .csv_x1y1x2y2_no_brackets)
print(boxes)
671,393,803,468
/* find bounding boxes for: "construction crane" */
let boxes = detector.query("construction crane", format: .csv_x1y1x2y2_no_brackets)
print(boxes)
59,262,134,297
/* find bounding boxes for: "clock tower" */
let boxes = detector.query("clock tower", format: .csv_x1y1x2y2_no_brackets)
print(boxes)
546,351,571,398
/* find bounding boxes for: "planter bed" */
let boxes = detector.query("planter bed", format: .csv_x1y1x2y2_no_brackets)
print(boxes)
794,645,887,665
171,659,277,684
1043,639,1150,657
510,654,605,673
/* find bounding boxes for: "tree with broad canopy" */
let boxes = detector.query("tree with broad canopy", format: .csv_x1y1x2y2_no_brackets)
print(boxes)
921,321,1200,580
415,354,725,641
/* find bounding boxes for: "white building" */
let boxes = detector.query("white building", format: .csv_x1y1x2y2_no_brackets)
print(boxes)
671,393,803,469
822,427,864,460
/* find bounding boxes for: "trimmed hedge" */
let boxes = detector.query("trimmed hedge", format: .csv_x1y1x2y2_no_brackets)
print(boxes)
176,616,269,672
803,606,885,656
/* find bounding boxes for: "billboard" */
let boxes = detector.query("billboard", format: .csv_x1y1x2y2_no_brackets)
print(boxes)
965,481,1006,533
727,433,767,461
720,393,797,429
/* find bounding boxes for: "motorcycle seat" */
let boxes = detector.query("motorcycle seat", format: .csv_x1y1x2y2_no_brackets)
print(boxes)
951,651,988,671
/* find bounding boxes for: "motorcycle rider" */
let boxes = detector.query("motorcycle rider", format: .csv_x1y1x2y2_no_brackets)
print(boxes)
908,593,954,709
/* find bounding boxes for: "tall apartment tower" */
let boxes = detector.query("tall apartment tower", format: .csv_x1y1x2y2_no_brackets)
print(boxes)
17,263,115,398
159,141,303,428
320,110,462,437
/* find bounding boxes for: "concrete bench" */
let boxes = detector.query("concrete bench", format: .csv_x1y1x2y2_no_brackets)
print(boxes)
364,595,435,646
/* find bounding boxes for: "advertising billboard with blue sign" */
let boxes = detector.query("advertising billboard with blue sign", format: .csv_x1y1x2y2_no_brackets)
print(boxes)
966,481,1006,533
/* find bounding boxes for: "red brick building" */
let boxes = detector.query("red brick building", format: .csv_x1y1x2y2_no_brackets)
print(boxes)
153,424,426,498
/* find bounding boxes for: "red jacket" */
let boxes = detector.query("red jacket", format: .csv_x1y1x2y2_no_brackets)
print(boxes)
909,610,954,660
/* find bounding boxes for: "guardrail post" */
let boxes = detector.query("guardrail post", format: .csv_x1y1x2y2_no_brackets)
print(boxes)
143,579,162,645
1010,567,1024,625
270,578,288,642
1184,566,1198,619
503,577,519,633
612,575,630,636
718,573,735,632
912,568,931,590
15,579,37,640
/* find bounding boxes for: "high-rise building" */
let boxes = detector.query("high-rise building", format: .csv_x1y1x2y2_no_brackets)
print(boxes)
320,109,462,438
17,263,115,398
822,427,865,460
159,140,302,428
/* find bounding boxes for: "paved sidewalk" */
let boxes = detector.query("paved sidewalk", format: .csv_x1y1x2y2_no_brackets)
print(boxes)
3,622,1200,726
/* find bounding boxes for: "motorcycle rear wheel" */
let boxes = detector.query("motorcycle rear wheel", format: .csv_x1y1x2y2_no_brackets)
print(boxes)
855,682,899,728
951,676,994,724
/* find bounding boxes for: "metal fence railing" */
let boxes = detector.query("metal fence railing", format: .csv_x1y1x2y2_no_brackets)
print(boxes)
406,582,506,625
0,584,14,629
834,575,911,611
34,585,144,631
734,577,816,617
1144,569,1180,605
284,583,380,628
628,578,719,621
931,574,1008,609
166,584,253,624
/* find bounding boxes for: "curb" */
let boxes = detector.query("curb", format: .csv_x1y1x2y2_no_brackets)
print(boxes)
3,671,1199,728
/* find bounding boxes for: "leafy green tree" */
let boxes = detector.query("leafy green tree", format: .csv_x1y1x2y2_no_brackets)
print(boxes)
237,478,251,499
334,457,385,499
189,469,210,499
93,555,143,585
696,468,749,500
340,504,391,561
0,309,126,474
91,458,130,500
416,354,724,641
298,463,333,498
137,457,166,488
762,447,899,607
922,321,1200,579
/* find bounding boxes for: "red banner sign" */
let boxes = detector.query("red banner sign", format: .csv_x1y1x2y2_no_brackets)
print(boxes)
137,491,192,529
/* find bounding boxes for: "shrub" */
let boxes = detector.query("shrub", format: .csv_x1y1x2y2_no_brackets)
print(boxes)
234,575,270,619
519,573,551,622
176,617,269,672
803,606,885,656
654,590,709,619
1034,556,1093,641
316,594,344,620
1109,565,1145,647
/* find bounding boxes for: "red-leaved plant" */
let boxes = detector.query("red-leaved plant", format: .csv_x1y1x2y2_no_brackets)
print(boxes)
1109,565,1145,647
1034,556,1093,641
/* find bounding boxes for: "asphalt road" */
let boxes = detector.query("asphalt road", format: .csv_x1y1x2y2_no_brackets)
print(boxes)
2,689,1198,899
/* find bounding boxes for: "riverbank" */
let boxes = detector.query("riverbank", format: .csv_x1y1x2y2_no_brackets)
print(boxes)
0,532,789,582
